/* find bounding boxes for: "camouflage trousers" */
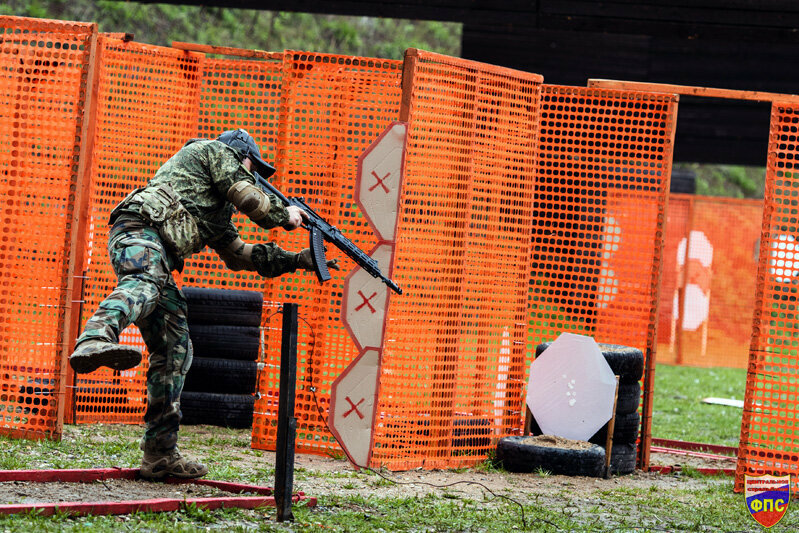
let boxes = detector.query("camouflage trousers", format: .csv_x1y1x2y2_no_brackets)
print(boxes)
77,216,192,454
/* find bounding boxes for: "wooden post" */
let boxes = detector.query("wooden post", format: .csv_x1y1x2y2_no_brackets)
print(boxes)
58,25,100,430
675,196,696,366
603,376,621,479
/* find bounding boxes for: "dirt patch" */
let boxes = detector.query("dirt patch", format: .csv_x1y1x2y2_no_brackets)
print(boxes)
0,451,731,508
289,448,733,503
0,478,240,505
516,435,594,450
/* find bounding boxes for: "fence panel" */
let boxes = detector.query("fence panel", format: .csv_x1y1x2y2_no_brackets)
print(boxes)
658,195,762,368
250,52,403,455
367,49,542,470
0,16,94,439
532,85,678,468
737,101,799,494
183,54,284,291
73,37,203,423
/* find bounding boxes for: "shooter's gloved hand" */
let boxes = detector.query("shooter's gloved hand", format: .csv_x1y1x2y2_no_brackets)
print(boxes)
297,248,340,272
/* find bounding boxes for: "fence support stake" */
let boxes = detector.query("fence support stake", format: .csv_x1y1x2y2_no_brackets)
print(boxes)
275,302,298,522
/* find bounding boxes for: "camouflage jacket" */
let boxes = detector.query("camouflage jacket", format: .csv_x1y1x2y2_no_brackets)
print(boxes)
110,139,297,274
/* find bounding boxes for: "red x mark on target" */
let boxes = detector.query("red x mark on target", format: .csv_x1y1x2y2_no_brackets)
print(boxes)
369,170,391,193
355,290,378,314
343,396,365,419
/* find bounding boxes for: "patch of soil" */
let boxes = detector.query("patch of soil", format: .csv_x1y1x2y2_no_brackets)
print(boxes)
0,478,240,505
289,448,733,503
517,435,594,450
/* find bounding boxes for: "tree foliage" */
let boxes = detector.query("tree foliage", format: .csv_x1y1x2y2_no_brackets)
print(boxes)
0,0,462,59
673,163,765,199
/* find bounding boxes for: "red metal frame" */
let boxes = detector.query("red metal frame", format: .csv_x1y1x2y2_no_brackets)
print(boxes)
0,468,315,516
651,438,738,456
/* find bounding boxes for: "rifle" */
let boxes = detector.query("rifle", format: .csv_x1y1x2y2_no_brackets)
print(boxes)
252,172,402,295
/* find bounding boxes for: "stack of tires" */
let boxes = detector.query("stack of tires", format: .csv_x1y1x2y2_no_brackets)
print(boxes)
533,342,644,475
180,287,263,430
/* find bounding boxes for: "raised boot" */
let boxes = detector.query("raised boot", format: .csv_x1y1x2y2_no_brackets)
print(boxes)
69,339,142,374
140,448,208,480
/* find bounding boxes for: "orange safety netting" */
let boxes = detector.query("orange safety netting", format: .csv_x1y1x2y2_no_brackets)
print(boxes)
0,16,95,439
737,101,799,494
657,194,763,369
250,52,403,455
368,49,543,469
73,37,204,423
184,53,284,294
531,85,678,468
68,42,405,453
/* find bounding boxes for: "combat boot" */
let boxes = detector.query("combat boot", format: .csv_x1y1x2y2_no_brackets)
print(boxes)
140,448,209,480
69,339,142,374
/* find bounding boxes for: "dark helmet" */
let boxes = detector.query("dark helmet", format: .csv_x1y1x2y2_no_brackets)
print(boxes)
216,129,276,178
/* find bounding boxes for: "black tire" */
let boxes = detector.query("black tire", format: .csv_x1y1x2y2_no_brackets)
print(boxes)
183,357,258,395
496,435,605,477
597,344,644,384
189,324,260,361
180,391,254,429
535,342,644,384
615,382,641,415
183,287,263,327
607,442,637,475
589,412,640,446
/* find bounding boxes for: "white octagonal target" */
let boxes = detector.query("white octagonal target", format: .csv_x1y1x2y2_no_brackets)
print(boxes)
356,122,406,242
342,243,393,351
526,333,617,441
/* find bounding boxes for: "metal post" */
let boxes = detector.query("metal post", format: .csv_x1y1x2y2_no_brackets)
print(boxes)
275,302,298,522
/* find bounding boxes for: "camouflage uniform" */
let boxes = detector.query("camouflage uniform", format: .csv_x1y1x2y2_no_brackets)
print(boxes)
76,139,298,454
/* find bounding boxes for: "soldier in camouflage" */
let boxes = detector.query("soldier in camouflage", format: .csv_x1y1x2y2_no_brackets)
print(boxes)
69,129,338,480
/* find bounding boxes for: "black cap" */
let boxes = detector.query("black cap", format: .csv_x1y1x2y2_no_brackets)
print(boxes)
216,129,277,179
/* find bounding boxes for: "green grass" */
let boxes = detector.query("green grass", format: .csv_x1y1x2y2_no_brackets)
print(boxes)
651,363,747,446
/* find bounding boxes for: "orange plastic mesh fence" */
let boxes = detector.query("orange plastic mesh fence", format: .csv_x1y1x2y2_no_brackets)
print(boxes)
0,16,94,439
657,194,762,369
183,54,283,291
70,43,404,449
73,37,203,423
737,102,799,494
250,52,403,455
531,85,678,468
366,50,542,470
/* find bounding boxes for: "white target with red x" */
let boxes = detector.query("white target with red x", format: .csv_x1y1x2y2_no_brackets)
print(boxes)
356,121,407,242
331,122,407,469
328,348,381,468
341,243,393,351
